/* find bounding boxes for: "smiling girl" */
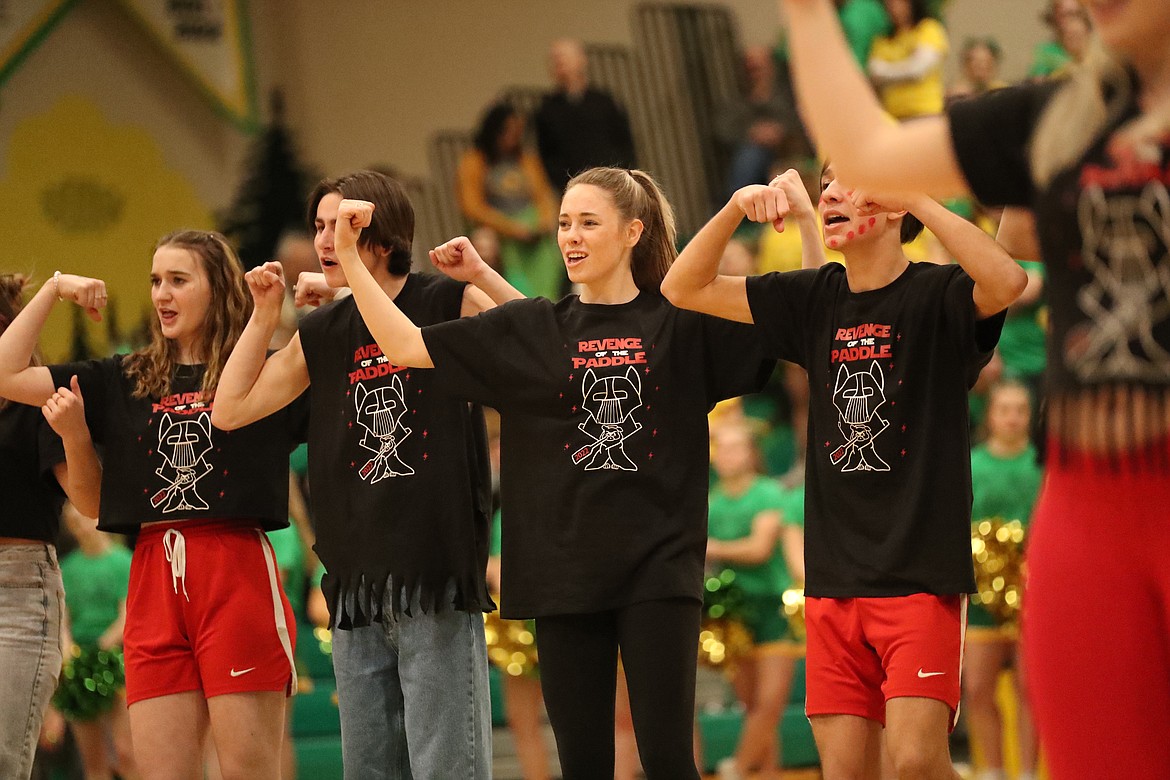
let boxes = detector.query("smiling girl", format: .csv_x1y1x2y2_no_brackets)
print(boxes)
330,167,772,779
0,232,305,780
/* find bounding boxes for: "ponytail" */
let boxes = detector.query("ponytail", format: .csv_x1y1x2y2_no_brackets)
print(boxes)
1031,39,1131,187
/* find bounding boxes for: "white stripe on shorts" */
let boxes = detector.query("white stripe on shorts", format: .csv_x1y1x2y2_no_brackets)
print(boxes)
954,594,968,728
255,530,298,696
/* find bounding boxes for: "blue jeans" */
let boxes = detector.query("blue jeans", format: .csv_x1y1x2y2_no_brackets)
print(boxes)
331,580,491,779
0,544,63,780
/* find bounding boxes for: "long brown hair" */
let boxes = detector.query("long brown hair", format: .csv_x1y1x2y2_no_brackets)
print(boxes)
123,231,251,400
0,274,39,412
565,167,678,293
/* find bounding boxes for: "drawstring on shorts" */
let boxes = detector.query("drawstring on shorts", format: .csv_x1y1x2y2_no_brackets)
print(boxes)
162,528,189,601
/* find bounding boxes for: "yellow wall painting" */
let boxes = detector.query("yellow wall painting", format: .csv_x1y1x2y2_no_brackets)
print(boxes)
0,95,212,361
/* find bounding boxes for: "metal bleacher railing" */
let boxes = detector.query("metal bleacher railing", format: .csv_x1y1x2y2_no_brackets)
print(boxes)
414,2,745,264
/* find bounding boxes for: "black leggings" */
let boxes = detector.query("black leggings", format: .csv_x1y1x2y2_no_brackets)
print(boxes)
536,597,702,780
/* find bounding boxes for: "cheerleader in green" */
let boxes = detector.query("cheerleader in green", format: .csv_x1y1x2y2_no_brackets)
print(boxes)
964,382,1042,780
55,503,137,780
704,422,804,779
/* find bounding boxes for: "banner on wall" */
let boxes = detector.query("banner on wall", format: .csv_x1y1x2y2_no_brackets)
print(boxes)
114,0,258,130
0,0,77,86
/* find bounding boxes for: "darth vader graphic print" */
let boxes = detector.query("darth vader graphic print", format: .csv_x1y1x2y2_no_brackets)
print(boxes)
152,411,215,512
828,321,897,473
354,374,415,482
573,367,645,471
348,341,417,484
569,336,649,472
830,361,891,472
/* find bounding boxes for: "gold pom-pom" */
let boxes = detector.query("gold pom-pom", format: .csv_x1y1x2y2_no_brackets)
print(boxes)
698,618,754,670
971,517,1026,625
781,588,806,642
483,610,539,677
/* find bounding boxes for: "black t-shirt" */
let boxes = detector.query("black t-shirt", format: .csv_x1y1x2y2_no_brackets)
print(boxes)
746,262,1004,597
49,356,307,534
299,274,493,627
0,402,65,542
422,291,772,619
948,79,1170,458
535,87,638,191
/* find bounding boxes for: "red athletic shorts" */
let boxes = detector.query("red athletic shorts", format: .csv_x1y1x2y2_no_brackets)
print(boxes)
123,519,297,705
804,593,966,727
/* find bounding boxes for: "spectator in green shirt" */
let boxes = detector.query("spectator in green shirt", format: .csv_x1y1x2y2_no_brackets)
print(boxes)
1028,0,1091,79
705,422,804,780
964,382,1042,780
57,503,138,780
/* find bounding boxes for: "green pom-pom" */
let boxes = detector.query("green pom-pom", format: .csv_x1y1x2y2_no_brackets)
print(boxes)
52,646,125,722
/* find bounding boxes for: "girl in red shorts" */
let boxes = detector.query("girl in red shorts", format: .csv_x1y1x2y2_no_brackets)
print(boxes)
0,232,306,780
777,1,1170,776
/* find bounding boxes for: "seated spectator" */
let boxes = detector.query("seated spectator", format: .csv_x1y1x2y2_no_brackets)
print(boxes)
868,0,949,120
1028,0,1092,79
715,46,810,201
457,101,563,300
947,37,1007,101
535,39,637,193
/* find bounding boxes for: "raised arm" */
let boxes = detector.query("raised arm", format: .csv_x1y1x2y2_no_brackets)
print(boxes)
430,236,525,316
996,207,1045,309
44,376,102,518
905,195,1027,318
780,0,967,196
0,274,106,406
211,261,310,431
335,200,434,368
662,174,819,322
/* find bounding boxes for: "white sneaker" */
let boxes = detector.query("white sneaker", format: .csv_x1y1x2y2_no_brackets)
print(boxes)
717,757,744,780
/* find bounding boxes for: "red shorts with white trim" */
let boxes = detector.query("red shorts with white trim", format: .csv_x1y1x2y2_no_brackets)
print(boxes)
804,594,965,728
123,519,297,705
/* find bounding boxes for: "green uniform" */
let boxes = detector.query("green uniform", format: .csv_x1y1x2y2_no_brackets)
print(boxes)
267,524,306,620
708,477,803,643
60,545,132,647
776,0,891,69
490,508,503,558
1028,40,1074,79
998,261,1047,382
968,443,1042,628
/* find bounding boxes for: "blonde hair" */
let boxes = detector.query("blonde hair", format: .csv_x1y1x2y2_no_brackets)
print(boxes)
565,168,678,293
123,231,251,400
0,274,39,412
1030,39,1133,187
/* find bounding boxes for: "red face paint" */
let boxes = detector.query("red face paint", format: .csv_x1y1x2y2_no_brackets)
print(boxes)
828,238,841,249
847,231,855,240
868,217,877,227
859,224,867,235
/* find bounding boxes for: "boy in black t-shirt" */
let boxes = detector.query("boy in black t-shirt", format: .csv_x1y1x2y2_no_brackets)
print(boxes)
212,171,521,780
662,166,1025,779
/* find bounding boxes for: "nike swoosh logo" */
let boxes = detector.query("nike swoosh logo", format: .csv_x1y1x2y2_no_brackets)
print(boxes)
230,667,256,677
917,669,945,678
